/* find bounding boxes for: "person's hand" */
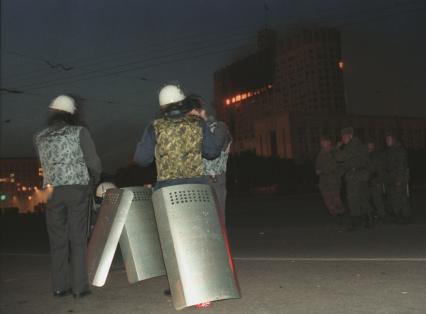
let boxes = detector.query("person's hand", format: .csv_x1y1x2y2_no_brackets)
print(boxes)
188,109,201,117
199,109,208,121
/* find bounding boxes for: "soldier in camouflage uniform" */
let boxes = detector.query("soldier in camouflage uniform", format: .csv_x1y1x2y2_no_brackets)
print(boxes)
367,141,387,220
335,127,373,229
134,85,225,307
185,95,232,224
315,136,345,223
34,95,101,298
134,85,225,190
384,132,411,223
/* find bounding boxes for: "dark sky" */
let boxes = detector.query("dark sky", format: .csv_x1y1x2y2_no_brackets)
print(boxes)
1,0,426,172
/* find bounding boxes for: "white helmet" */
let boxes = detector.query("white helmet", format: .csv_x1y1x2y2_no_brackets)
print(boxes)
96,182,117,198
158,85,186,108
49,95,76,114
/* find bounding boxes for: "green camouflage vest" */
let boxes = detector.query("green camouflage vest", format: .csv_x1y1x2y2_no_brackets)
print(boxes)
153,116,204,181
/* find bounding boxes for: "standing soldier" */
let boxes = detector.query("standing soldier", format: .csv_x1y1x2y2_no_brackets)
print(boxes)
384,131,411,224
315,135,345,224
185,95,232,225
367,141,387,221
34,95,101,298
133,84,225,309
335,127,373,229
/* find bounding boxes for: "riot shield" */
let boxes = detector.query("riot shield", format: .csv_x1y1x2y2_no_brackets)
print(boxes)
87,188,133,287
119,187,166,283
152,184,240,310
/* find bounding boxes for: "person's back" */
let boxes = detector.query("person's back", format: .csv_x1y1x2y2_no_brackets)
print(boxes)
134,85,224,190
153,115,204,181
35,123,90,187
34,95,101,299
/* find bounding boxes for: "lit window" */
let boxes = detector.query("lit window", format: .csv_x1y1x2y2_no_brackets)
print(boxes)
225,99,231,105
231,97,236,103
22,186,27,191
236,95,241,102
10,173,15,177
338,61,344,69
242,93,247,100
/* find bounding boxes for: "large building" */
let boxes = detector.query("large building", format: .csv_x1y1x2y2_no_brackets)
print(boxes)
214,27,426,158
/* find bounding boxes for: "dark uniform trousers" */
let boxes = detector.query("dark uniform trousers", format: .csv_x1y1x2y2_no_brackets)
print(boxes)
208,173,227,224
45,185,90,293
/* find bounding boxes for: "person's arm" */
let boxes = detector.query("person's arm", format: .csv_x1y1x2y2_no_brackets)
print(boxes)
134,123,156,167
201,120,224,160
80,127,102,185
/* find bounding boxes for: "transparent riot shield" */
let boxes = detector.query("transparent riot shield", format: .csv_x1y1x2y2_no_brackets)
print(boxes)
87,188,133,287
119,187,166,283
152,184,240,310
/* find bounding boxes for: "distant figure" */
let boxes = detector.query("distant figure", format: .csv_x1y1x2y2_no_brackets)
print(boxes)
366,141,387,220
34,95,101,298
384,131,411,224
186,95,232,225
315,135,345,224
335,127,373,229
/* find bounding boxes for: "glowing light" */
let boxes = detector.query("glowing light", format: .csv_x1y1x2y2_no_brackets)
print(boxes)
241,93,247,100
22,186,27,191
28,196,32,200
10,173,15,177
17,187,21,192
47,184,52,188
17,182,21,186
34,186,38,191
10,178,15,183
231,97,236,103
235,94,241,102
225,99,231,105
338,61,344,69
268,84,273,89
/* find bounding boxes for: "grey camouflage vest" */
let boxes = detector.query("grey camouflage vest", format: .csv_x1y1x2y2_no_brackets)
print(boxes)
203,120,231,176
35,125,90,187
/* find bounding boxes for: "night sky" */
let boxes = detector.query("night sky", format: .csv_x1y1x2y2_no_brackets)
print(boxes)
1,0,426,172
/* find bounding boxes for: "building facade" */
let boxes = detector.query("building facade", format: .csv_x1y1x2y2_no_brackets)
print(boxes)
214,27,426,159
214,27,346,155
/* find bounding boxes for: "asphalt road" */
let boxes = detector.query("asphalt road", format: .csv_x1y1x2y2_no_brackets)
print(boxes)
1,191,426,314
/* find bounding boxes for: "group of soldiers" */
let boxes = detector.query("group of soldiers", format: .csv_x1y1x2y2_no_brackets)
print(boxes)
316,126,411,230
34,85,232,309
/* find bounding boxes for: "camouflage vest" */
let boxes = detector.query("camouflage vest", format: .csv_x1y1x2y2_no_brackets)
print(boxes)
203,120,231,176
153,116,204,181
35,125,90,187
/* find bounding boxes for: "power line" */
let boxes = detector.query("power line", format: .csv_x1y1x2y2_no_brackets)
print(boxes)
13,35,255,91
3,0,425,93
6,0,424,85
3,25,259,84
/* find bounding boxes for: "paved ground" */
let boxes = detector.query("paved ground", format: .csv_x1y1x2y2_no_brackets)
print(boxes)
1,191,426,314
